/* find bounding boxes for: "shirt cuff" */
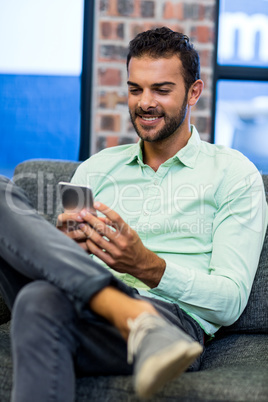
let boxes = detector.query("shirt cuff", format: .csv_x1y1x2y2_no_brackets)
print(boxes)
148,259,192,302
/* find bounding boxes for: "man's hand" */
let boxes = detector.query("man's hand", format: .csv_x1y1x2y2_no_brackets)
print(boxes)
77,202,166,288
56,211,90,252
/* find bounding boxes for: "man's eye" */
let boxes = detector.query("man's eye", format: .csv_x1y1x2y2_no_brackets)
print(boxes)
156,89,170,94
129,88,141,94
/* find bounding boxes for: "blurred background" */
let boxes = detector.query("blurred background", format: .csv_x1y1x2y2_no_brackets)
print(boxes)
0,0,267,178
214,0,268,173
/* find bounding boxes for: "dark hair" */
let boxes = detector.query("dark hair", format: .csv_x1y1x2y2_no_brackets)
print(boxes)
126,27,200,91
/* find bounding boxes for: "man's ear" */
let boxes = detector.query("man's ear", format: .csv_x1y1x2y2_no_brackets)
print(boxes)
188,80,204,107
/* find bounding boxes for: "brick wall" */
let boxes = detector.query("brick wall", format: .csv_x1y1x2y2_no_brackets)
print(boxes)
91,0,216,154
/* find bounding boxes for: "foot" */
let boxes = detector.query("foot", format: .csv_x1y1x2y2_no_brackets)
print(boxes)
127,313,203,399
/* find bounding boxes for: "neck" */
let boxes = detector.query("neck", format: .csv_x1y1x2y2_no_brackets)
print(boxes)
142,125,192,172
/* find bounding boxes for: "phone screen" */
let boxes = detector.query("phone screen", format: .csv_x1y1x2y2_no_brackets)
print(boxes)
58,182,95,213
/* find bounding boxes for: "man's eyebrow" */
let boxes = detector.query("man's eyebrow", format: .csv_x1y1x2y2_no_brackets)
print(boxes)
127,81,139,87
127,81,176,87
151,81,176,87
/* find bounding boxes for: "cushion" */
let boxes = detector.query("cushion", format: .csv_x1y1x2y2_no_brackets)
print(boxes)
0,323,267,401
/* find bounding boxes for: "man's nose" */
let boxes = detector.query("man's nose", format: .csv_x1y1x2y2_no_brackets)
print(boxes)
138,90,157,110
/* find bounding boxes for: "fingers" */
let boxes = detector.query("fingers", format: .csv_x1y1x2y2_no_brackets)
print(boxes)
84,237,115,266
98,216,113,226
58,204,133,269
79,206,120,241
78,241,91,253
66,227,87,241
56,211,84,227
56,211,89,242
79,221,117,256
92,202,128,234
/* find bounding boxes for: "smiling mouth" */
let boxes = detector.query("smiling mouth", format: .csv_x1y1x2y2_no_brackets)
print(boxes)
141,116,159,121
138,114,163,121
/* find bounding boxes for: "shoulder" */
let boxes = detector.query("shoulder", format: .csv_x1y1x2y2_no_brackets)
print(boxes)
197,140,264,202
199,140,258,176
71,143,138,185
200,140,249,162
86,143,137,164
92,143,137,159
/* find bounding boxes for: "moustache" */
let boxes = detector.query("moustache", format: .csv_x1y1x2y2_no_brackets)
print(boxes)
135,107,164,117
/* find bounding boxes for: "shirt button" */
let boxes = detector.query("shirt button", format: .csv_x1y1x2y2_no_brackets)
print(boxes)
154,179,159,185
143,211,148,216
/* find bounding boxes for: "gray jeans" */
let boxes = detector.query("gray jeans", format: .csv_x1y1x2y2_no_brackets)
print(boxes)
0,176,205,402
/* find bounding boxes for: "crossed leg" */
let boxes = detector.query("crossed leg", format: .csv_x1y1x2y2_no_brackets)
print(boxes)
0,176,204,401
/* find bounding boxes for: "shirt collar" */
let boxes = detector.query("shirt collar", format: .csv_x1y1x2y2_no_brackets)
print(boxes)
125,125,201,169
172,125,201,169
125,141,145,165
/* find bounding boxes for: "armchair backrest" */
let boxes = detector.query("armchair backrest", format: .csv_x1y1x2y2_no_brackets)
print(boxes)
13,159,80,225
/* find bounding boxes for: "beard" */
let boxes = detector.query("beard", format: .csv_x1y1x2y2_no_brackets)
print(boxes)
129,94,188,143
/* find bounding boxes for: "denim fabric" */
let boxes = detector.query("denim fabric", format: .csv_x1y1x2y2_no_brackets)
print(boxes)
0,176,204,402
0,176,124,314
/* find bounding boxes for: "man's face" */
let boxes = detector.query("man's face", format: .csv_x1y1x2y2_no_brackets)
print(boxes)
127,55,189,143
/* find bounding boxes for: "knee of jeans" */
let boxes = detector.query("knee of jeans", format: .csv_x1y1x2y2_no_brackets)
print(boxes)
12,280,75,326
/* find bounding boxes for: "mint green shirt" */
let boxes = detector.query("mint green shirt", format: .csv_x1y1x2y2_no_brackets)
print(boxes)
71,126,267,335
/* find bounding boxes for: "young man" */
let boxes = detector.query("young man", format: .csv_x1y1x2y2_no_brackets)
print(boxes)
0,27,266,401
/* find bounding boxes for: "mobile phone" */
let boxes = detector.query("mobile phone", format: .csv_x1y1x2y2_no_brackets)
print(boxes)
58,181,96,214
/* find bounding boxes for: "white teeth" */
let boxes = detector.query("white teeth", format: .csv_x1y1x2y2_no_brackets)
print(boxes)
142,116,159,121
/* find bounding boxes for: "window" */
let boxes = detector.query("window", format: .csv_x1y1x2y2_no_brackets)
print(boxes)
212,0,268,172
0,0,84,177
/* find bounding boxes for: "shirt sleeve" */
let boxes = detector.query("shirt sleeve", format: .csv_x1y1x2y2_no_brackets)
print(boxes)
149,162,267,327
70,160,95,187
